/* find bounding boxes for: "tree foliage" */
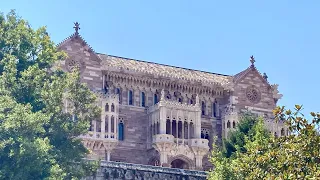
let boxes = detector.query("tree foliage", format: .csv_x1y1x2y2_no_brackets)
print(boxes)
0,10,100,179
209,105,320,179
222,112,269,158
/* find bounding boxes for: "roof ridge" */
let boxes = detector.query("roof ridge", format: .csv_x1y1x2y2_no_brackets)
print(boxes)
57,33,97,54
97,53,231,77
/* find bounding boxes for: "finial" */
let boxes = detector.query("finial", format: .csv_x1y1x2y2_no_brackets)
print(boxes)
263,72,268,81
161,89,165,100
250,55,255,67
73,22,80,35
195,94,199,104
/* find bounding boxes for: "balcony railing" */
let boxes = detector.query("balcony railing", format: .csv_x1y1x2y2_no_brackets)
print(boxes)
80,131,118,141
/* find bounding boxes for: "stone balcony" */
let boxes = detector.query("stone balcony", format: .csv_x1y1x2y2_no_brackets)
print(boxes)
190,138,209,149
80,131,118,141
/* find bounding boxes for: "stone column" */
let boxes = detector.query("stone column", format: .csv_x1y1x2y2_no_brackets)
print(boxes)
159,107,166,134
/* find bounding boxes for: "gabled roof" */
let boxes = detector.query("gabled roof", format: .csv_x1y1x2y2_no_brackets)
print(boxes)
57,32,102,62
98,53,232,86
233,64,270,87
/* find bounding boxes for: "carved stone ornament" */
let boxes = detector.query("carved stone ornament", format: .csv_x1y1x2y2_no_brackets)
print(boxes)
245,86,261,104
67,58,81,72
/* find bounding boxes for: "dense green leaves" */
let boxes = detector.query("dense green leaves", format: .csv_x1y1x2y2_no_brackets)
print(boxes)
0,10,100,179
209,106,320,179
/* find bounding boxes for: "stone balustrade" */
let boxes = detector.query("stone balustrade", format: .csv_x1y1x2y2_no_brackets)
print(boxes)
80,131,118,141
84,160,208,180
190,139,209,149
152,134,175,144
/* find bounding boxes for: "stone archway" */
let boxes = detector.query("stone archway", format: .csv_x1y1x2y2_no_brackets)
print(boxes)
171,159,189,169
148,156,160,167
169,155,195,170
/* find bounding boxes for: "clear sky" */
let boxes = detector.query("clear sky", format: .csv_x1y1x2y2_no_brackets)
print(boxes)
2,0,319,115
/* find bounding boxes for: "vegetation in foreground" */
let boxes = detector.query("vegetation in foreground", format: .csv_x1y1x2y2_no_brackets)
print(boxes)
209,105,320,179
0,10,100,179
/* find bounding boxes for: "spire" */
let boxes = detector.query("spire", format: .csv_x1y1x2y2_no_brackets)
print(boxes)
250,55,255,67
73,22,80,35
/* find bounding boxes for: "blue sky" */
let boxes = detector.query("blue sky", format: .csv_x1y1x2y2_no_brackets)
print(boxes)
2,0,319,115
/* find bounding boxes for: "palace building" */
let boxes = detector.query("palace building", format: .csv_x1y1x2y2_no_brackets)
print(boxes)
57,23,286,171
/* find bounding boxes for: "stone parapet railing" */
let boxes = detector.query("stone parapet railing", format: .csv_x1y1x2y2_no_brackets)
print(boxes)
84,160,207,180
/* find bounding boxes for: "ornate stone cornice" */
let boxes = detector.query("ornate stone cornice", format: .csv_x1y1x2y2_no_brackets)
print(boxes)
104,71,226,97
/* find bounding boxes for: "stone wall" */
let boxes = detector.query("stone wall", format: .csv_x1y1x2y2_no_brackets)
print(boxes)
84,161,207,180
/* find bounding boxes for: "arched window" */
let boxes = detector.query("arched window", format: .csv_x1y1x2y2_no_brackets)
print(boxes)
141,92,146,107
96,120,101,132
105,115,108,133
281,128,285,136
128,90,133,105
201,131,205,139
178,98,182,103
105,103,109,112
115,88,122,104
154,94,158,105
201,101,206,115
89,120,94,131
205,133,209,140
118,121,124,141
233,121,236,128
111,103,115,112
227,121,230,128
111,116,115,134
190,99,193,105
104,83,109,94
212,102,216,117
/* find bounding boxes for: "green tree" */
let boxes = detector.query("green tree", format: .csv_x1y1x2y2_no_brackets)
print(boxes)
222,112,268,158
0,10,100,179
209,105,320,179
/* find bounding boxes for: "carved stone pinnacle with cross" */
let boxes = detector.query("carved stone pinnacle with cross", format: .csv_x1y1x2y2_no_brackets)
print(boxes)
73,22,80,35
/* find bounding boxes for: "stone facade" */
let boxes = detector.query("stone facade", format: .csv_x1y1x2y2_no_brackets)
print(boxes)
57,27,286,171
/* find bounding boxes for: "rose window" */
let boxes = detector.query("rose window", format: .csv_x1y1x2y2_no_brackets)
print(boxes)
68,59,81,71
246,87,260,103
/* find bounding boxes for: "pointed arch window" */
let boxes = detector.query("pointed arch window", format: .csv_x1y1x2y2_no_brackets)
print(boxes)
201,131,205,139
154,94,158,105
115,88,122,104
118,121,124,141
201,101,206,115
104,83,109,94
281,128,285,136
111,116,115,133
96,120,101,132
205,133,209,140
227,121,230,128
89,120,94,131
111,103,115,112
233,121,236,128
105,115,109,133
212,101,217,117
128,90,133,105
105,103,109,112
141,92,146,107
